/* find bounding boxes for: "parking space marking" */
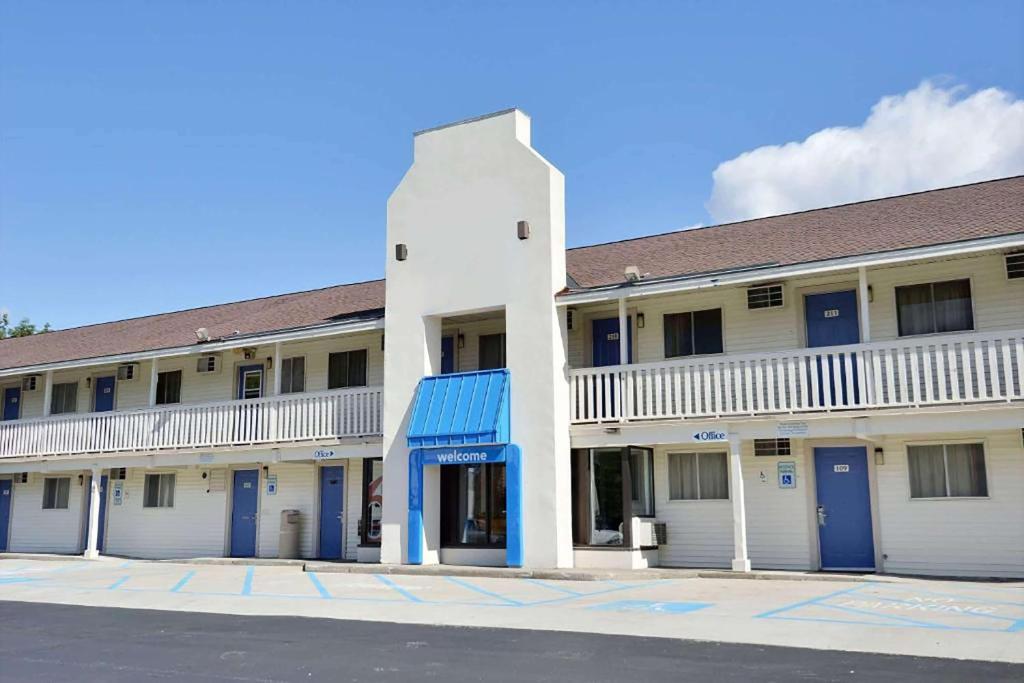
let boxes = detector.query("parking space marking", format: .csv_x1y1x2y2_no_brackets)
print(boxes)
241,567,255,596
169,570,196,593
444,576,523,606
307,572,331,599
590,600,712,614
524,578,582,597
107,575,131,590
374,574,424,603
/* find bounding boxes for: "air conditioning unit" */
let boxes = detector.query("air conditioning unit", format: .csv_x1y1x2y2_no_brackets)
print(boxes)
653,522,668,546
566,308,575,331
16,472,28,484
22,375,39,391
111,467,127,481
242,347,258,360
747,283,784,309
1006,251,1024,280
117,363,139,381
196,354,220,374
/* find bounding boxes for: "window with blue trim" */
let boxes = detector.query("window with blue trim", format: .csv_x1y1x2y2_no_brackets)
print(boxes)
441,463,506,547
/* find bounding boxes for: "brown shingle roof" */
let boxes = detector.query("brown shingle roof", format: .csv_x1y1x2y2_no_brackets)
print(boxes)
564,176,1024,289
2,177,1022,372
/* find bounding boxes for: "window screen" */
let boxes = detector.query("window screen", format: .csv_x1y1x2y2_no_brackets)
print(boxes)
155,370,182,405
50,382,78,415
668,452,728,500
664,309,723,357
42,477,71,509
328,350,367,389
144,473,176,508
908,443,987,498
896,279,974,336
280,357,305,394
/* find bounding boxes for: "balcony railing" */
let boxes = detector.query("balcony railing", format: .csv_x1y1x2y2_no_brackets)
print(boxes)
0,385,383,460
569,330,1024,424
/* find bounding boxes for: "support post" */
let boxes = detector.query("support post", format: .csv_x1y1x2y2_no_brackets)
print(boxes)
84,467,101,559
148,357,159,406
617,297,629,365
729,434,751,572
42,370,54,417
858,266,871,343
272,343,283,395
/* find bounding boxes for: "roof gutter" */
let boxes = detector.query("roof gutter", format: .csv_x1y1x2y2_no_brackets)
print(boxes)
557,233,1024,305
0,316,385,379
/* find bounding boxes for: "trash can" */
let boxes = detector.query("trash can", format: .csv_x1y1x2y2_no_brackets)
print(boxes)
279,509,301,559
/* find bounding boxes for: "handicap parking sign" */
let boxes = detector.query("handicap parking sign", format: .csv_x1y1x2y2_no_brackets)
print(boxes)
778,461,797,489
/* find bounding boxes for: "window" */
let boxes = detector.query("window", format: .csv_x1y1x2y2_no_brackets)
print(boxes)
668,452,728,500
50,382,78,415
155,370,182,405
664,309,723,358
143,473,175,508
754,438,792,457
441,463,506,547
361,458,383,545
478,333,506,370
896,279,974,336
280,357,305,394
747,284,784,309
570,447,653,547
908,443,988,498
629,447,655,517
42,477,70,509
328,350,367,389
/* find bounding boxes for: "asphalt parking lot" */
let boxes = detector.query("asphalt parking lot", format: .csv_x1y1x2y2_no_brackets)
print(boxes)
0,557,1021,664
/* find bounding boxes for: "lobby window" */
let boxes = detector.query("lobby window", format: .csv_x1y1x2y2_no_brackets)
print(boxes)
280,357,306,394
328,350,367,389
441,463,506,547
895,279,974,336
361,458,383,545
42,477,70,509
50,382,78,415
571,447,654,547
908,443,988,498
155,370,182,405
668,452,729,500
143,473,176,508
664,309,723,357
478,333,506,370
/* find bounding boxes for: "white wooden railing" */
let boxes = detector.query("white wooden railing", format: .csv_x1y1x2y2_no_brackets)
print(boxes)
569,330,1024,424
0,386,383,459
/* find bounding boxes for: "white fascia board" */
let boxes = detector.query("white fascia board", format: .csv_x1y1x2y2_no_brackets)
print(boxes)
557,233,1024,306
0,317,384,379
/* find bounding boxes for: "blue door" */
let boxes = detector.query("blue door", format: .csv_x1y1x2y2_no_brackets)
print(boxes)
441,336,455,374
592,317,632,367
80,475,109,551
237,365,264,400
94,376,116,412
805,291,860,406
814,447,875,571
3,387,20,421
0,479,12,552
318,466,345,559
230,470,260,557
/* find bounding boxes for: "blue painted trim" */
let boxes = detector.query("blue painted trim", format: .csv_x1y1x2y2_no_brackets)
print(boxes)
170,570,196,593
407,450,423,565
374,574,423,603
241,566,255,596
505,444,524,568
306,572,331,599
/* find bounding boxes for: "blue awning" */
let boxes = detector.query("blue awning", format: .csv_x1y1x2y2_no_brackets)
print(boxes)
406,369,510,448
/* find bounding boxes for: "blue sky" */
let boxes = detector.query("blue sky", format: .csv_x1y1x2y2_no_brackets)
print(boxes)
2,1,1022,330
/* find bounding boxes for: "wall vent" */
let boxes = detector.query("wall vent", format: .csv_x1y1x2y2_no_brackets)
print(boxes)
653,522,668,546
754,438,792,456
111,468,127,481
196,354,219,374
1006,251,1024,280
117,364,139,381
747,283,784,309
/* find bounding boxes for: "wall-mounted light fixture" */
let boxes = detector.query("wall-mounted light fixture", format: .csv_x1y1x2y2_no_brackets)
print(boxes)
874,446,884,466
517,220,531,240
78,474,84,486
868,285,874,303
637,312,645,329
395,243,408,261
457,332,466,349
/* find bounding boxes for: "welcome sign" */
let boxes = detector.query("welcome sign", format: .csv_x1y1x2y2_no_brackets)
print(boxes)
420,444,507,466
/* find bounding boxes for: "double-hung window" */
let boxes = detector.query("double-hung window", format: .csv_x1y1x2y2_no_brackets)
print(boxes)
478,333,507,370
143,473,175,508
280,357,305,394
42,477,71,509
895,279,974,336
664,309,723,357
155,370,182,405
907,443,988,498
50,382,78,415
328,350,367,389
668,452,729,500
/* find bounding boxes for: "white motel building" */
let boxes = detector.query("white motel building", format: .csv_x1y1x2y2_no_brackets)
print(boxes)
1,110,1022,578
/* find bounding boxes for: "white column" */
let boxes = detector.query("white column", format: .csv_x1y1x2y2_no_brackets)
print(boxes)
42,370,54,417
617,297,628,364
272,343,283,395
729,434,751,572
84,467,102,559
858,266,871,343
148,357,159,406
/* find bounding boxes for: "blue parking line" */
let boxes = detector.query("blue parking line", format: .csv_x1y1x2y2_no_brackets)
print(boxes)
816,601,959,630
527,580,667,607
107,575,130,590
374,574,423,603
524,578,582,596
755,583,868,619
170,570,196,593
118,561,134,569
445,576,523,606
875,585,1024,608
856,592,1022,623
241,567,255,596
307,572,331,599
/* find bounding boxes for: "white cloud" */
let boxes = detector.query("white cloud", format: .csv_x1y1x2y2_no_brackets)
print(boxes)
706,81,1024,223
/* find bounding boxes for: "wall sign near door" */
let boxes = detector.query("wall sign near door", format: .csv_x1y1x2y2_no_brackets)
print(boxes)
778,461,797,488
692,430,727,442
313,449,338,460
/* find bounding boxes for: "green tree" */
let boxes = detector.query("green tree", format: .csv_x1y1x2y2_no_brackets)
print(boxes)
0,313,51,339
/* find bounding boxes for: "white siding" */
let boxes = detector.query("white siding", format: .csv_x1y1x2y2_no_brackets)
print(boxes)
345,458,364,558
441,318,506,373
742,439,813,570
258,463,316,559
875,429,1024,578
105,468,228,559
8,472,85,554
654,446,733,568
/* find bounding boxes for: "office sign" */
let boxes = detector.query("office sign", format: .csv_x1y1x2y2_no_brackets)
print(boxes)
692,430,727,443
313,449,339,461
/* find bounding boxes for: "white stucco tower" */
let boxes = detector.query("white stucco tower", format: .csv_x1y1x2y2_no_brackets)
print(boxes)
380,109,573,568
